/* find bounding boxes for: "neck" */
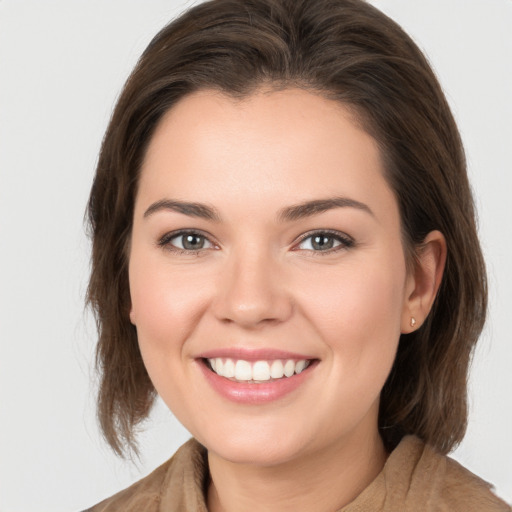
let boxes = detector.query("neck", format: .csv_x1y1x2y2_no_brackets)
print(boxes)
207,428,387,512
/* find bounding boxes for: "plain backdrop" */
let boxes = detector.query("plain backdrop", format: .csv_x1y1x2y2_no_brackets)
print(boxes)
0,1,511,510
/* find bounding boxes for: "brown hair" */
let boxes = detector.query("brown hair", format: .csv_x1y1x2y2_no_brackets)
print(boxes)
87,0,487,457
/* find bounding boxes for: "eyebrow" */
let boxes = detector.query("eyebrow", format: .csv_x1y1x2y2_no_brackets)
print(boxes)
143,196,374,222
278,197,374,222
144,199,221,221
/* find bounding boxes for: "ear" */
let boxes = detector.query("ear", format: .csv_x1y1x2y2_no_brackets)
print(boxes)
129,306,136,325
401,230,447,333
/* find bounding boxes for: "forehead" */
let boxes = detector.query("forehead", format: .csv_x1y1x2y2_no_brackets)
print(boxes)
137,88,397,222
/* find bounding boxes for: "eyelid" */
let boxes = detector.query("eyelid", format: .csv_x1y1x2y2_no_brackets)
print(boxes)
156,228,354,255
293,229,355,253
158,228,218,253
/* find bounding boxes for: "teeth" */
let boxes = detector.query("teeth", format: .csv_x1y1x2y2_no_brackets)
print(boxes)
284,360,295,377
235,360,252,380
252,361,271,381
295,360,307,374
207,358,311,382
270,360,284,379
223,358,235,378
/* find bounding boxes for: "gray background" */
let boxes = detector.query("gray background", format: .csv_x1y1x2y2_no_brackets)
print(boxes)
0,1,511,510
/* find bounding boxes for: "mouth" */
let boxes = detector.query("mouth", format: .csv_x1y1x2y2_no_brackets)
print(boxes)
196,349,319,403
203,357,313,384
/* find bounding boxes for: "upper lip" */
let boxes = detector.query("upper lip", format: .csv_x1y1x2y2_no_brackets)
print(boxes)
196,348,316,361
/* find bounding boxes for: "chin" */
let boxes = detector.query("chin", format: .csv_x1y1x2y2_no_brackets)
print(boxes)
195,422,317,467
212,441,304,467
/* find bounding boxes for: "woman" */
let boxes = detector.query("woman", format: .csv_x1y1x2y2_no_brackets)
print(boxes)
84,0,510,510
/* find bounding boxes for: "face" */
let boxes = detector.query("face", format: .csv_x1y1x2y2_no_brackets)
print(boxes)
129,88,414,466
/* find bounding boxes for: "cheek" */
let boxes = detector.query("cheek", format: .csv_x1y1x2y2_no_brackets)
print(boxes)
128,253,211,362
128,257,213,420
296,253,406,391
300,260,405,338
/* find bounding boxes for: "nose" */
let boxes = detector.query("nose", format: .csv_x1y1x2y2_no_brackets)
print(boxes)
211,247,293,329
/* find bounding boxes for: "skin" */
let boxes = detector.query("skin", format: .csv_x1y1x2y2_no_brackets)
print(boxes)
129,88,446,512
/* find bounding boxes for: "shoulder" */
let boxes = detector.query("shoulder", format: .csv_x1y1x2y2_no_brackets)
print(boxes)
437,450,510,511
82,438,208,512
82,460,168,512
391,436,511,511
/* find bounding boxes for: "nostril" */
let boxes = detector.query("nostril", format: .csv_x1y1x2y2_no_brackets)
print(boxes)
210,261,294,326
213,295,294,328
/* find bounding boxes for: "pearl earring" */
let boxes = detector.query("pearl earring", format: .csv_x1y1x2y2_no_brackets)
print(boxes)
410,317,416,328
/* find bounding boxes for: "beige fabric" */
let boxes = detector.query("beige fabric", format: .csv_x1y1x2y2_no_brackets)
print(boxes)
85,436,510,511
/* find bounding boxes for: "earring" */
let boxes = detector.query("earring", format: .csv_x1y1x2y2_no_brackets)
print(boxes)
410,317,416,328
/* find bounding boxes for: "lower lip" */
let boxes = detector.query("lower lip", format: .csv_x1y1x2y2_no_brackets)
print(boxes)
197,359,317,404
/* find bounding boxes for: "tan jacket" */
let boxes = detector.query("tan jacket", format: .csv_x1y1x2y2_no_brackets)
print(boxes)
85,436,510,511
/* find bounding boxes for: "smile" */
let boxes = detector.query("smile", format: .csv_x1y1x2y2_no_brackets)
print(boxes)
207,358,311,383
197,352,318,404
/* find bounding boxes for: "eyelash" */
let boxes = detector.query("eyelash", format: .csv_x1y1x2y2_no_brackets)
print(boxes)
294,229,355,254
158,229,215,255
157,229,354,255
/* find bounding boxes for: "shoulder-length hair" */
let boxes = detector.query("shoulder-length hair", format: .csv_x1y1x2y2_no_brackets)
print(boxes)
87,0,486,456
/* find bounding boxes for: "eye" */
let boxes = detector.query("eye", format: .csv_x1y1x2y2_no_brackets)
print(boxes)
296,231,354,253
158,230,215,253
